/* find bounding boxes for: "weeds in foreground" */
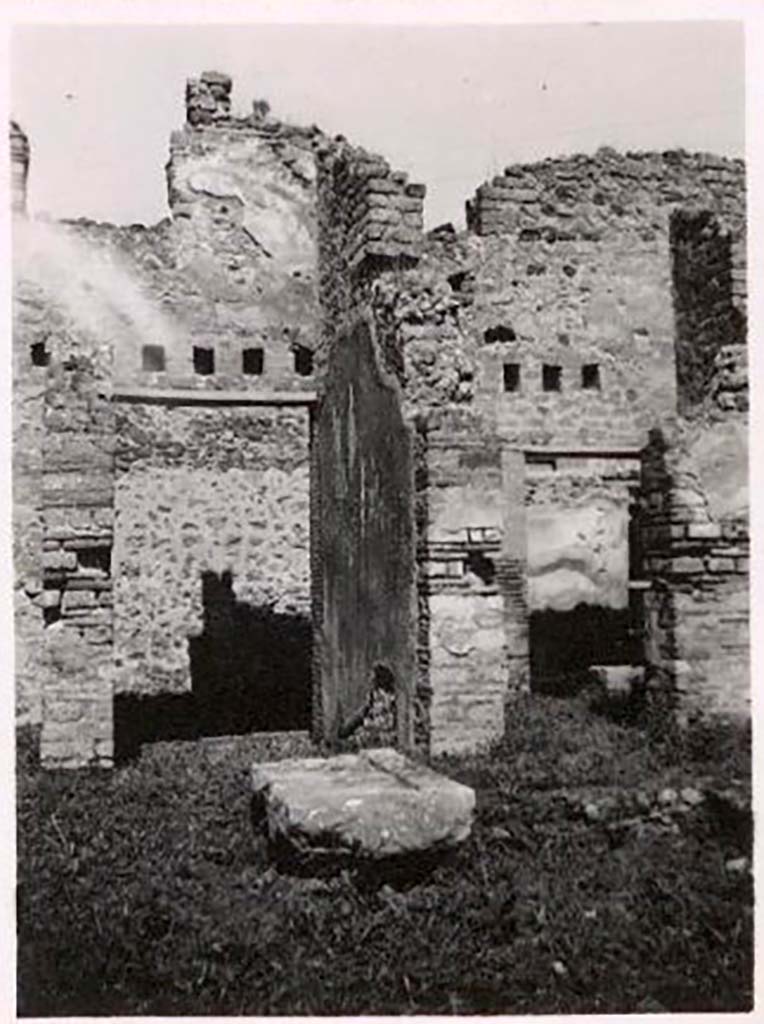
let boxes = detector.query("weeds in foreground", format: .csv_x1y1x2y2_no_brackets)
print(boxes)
17,696,752,1016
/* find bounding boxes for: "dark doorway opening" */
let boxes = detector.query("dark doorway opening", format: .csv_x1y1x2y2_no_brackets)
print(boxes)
114,570,311,760
529,604,635,695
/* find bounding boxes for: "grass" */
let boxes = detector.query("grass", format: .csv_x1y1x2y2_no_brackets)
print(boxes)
17,695,752,1016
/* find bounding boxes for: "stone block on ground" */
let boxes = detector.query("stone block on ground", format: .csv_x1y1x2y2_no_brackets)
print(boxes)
251,747,475,861
589,664,645,697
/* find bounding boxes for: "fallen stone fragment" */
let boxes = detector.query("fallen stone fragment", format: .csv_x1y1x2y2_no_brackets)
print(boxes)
659,787,679,806
725,856,750,877
680,786,704,806
251,747,475,861
589,664,645,697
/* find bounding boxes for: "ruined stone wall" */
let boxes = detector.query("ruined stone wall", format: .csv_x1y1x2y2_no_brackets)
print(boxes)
113,403,310,696
314,139,426,381
314,139,533,755
458,148,745,448
639,184,748,724
14,71,749,759
12,214,146,730
466,149,745,240
14,215,128,766
13,76,323,746
640,418,748,722
13,278,47,724
671,209,747,416
50,72,324,394
40,344,116,768
435,148,745,697
313,141,425,749
421,414,528,754
468,235,675,447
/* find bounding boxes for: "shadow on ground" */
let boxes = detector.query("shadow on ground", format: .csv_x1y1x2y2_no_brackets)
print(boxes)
114,570,311,761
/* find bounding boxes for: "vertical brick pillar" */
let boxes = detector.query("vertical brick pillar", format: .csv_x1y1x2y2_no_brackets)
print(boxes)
498,447,530,694
41,358,115,768
422,431,508,756
639,428,749,723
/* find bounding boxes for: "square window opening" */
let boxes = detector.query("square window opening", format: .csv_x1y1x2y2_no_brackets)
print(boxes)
294,345,314,377
242,347,264,375
542,364,562,392
31,341,49,368
503,362,521,392
141,344,166,372
193,346,215,375
582,363,601,390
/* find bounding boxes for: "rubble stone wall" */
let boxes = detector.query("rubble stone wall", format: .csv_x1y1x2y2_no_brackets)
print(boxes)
59,71,324,394
466,149,745,240
468,235,676,447
12,74,750,759
113,403,310,696
12,279,46,723
671,209,747,415
460,149,744,449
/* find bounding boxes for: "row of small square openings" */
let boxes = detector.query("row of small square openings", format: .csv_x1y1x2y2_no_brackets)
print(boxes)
140,345,314,377
503,363,601,392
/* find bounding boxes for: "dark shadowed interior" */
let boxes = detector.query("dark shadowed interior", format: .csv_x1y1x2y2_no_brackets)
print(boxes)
114,570,311,760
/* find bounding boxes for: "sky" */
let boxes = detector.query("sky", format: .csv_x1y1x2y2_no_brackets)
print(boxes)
10,19,745,229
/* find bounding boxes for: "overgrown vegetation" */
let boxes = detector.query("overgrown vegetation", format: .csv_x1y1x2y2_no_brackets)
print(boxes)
17,696,752,1016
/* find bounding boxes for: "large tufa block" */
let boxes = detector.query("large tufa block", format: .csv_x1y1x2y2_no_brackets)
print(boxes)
251,748,475,860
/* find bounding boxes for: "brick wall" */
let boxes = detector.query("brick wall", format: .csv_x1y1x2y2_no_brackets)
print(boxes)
421,420,528,754
314,139,426,380
640,420,749,722
41,352,115,768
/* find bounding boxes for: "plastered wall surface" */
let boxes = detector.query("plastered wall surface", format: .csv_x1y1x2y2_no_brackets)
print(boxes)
524,457,639,615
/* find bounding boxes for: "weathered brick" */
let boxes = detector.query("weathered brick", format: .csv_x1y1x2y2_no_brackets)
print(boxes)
706,556,735,573
43,549,77,571
61,589,98,611
670,556,705,574
687,522,722,540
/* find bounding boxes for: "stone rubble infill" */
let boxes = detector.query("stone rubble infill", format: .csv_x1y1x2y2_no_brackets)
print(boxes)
560,779,751,828
251,748,475,860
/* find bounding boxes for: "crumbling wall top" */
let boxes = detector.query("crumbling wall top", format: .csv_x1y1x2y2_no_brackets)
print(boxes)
467,147,745,240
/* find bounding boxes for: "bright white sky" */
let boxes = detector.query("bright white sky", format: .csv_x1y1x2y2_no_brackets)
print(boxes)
11,20,744,229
